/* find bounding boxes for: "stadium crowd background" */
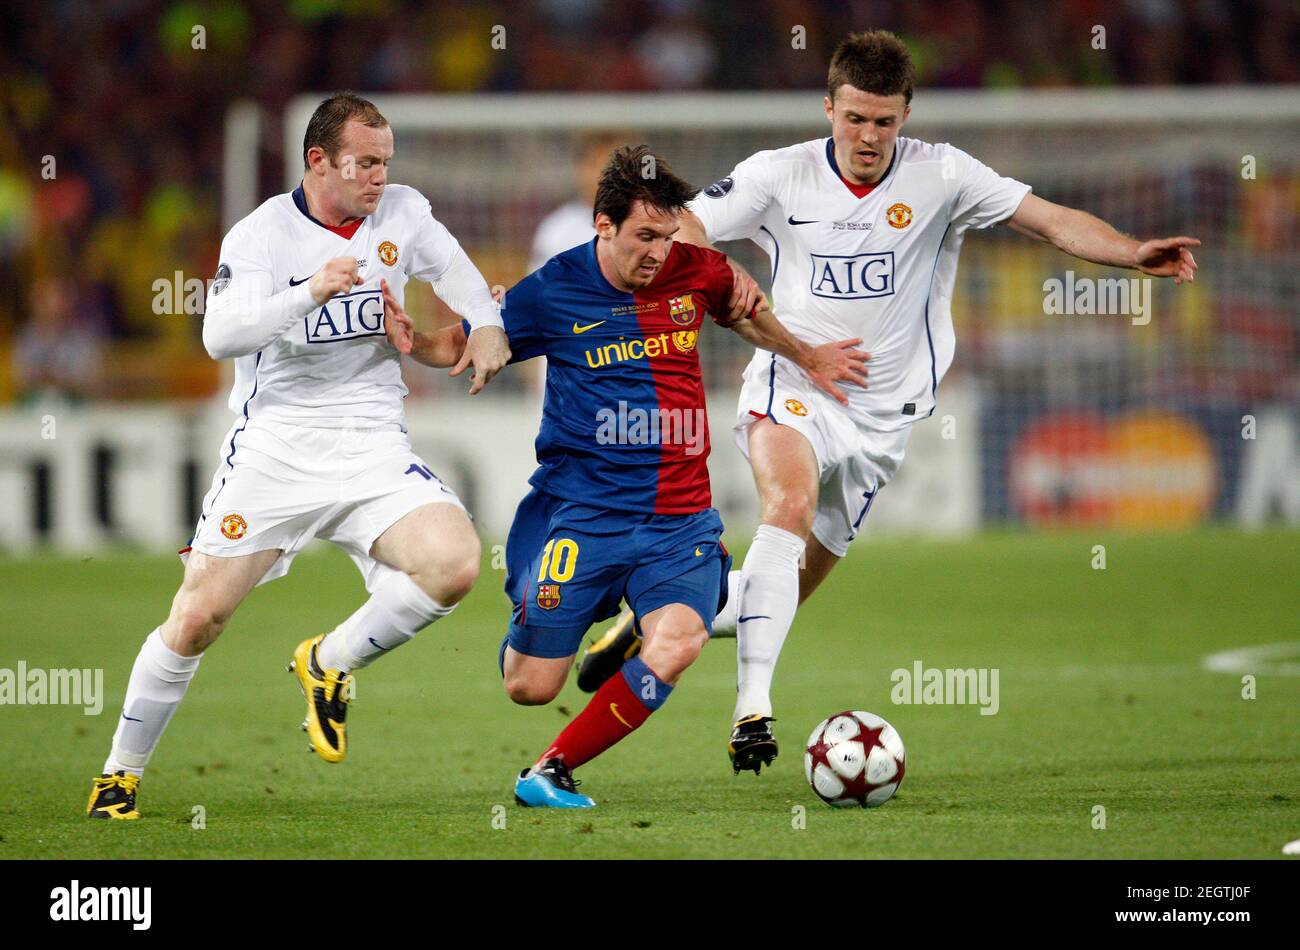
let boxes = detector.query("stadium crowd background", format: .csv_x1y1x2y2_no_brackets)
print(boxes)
1,0,1298,404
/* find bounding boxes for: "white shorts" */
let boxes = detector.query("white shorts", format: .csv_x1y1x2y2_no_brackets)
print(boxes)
184,420,465,592
735,354,911,558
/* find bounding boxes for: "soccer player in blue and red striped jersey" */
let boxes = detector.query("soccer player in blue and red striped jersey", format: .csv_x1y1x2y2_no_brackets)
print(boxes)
390,146,867,806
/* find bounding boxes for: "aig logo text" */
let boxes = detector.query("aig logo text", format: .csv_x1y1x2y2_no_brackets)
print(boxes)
810,252,895,300
306,289,386,343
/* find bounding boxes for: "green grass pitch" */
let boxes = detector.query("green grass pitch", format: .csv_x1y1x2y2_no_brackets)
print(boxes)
2,527,1296,859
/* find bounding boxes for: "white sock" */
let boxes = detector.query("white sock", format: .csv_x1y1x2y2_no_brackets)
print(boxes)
103,628,202,776
316,571,454,672
733,525,805,720
709,570,743,639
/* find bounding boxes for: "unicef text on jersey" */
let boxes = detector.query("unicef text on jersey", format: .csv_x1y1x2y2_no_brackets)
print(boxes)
305,287,386,343
809,252,895,301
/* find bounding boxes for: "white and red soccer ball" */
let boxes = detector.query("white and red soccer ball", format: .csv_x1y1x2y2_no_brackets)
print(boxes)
804,711,906,808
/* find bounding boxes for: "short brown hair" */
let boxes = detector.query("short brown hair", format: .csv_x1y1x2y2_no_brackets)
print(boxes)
593,145,697,228
303,92,389,169
827,31,915,104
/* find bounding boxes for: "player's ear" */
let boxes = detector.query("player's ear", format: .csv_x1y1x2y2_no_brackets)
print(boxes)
901,104,911,126
823,96,834,124
594,211,616,240
306,146,327,176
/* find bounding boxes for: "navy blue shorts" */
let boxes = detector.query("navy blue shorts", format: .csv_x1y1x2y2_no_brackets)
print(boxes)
503,487,732,659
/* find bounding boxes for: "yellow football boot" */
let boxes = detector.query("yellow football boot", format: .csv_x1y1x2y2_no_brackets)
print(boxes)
288,635,353,764
87,771,141,819
728,715,778,775
576,610,641,692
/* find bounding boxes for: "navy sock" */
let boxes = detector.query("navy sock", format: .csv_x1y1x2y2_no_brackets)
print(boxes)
620,655,674,711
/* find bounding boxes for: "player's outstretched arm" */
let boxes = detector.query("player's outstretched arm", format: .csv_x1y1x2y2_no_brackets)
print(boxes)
678,211,766,326
1007,194,1200,284
421,244,511,394
728,303,870,406
676,209,715,250
380,272,511,387
412,325,468,368
379,277,469,367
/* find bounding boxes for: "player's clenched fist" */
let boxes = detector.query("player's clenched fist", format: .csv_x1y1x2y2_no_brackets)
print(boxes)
451,325,511,395
308,257,364,305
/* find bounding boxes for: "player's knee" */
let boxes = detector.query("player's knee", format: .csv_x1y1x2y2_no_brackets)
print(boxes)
673,626,709,667
760,486,816,536
169,597,229,653
436,554,479,605
503,673,560,706
413,542,480,605
645,622,708,680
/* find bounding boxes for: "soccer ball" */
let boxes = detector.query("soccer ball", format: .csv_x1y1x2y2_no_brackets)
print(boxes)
804,710,906,808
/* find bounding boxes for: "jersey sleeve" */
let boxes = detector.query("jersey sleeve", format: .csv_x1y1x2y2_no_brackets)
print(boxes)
686,152,776,244
406,197,503,331
202,219,317,360
944,144,1032,231
496,268,550,363
698,249,738,326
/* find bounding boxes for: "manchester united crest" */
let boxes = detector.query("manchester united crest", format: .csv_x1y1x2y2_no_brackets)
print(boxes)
220,513,248,540
378,240,399,266
671,330,698,353
784,398,809,417
668,294,697,326
886,202,913,229
536,583,561,610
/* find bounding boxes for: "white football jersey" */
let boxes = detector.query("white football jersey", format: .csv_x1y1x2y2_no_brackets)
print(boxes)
689,136,1030,430
204,183,499,429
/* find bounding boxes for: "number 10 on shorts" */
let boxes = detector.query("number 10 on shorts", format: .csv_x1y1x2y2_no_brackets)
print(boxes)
538,538,579,583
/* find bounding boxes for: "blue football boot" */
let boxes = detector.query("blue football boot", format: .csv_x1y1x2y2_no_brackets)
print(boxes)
514,758,596,808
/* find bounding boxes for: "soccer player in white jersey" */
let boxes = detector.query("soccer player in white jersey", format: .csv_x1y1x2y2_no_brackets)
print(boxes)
86,94,511,819
578,31,1199,774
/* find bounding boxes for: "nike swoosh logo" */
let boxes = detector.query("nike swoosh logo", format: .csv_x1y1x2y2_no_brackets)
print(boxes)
288,275,310,286
738,615,771,623
787,216,818,226
694,547,704,556
122,715,143,722
573,320,606,334
609,703,633,729
367,637,392,652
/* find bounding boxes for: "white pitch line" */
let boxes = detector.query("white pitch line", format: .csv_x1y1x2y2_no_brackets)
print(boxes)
1202,643,1300,677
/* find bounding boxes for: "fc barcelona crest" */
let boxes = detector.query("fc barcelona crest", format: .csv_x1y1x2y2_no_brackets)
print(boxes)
668,294,697,326
537,583,561,610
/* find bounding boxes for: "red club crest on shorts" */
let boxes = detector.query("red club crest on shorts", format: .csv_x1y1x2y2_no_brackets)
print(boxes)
536,584,561,610
784,398,809,417
220,513,248,540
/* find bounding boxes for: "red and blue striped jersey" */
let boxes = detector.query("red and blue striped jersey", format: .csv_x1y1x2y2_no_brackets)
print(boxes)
501,237,735,514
